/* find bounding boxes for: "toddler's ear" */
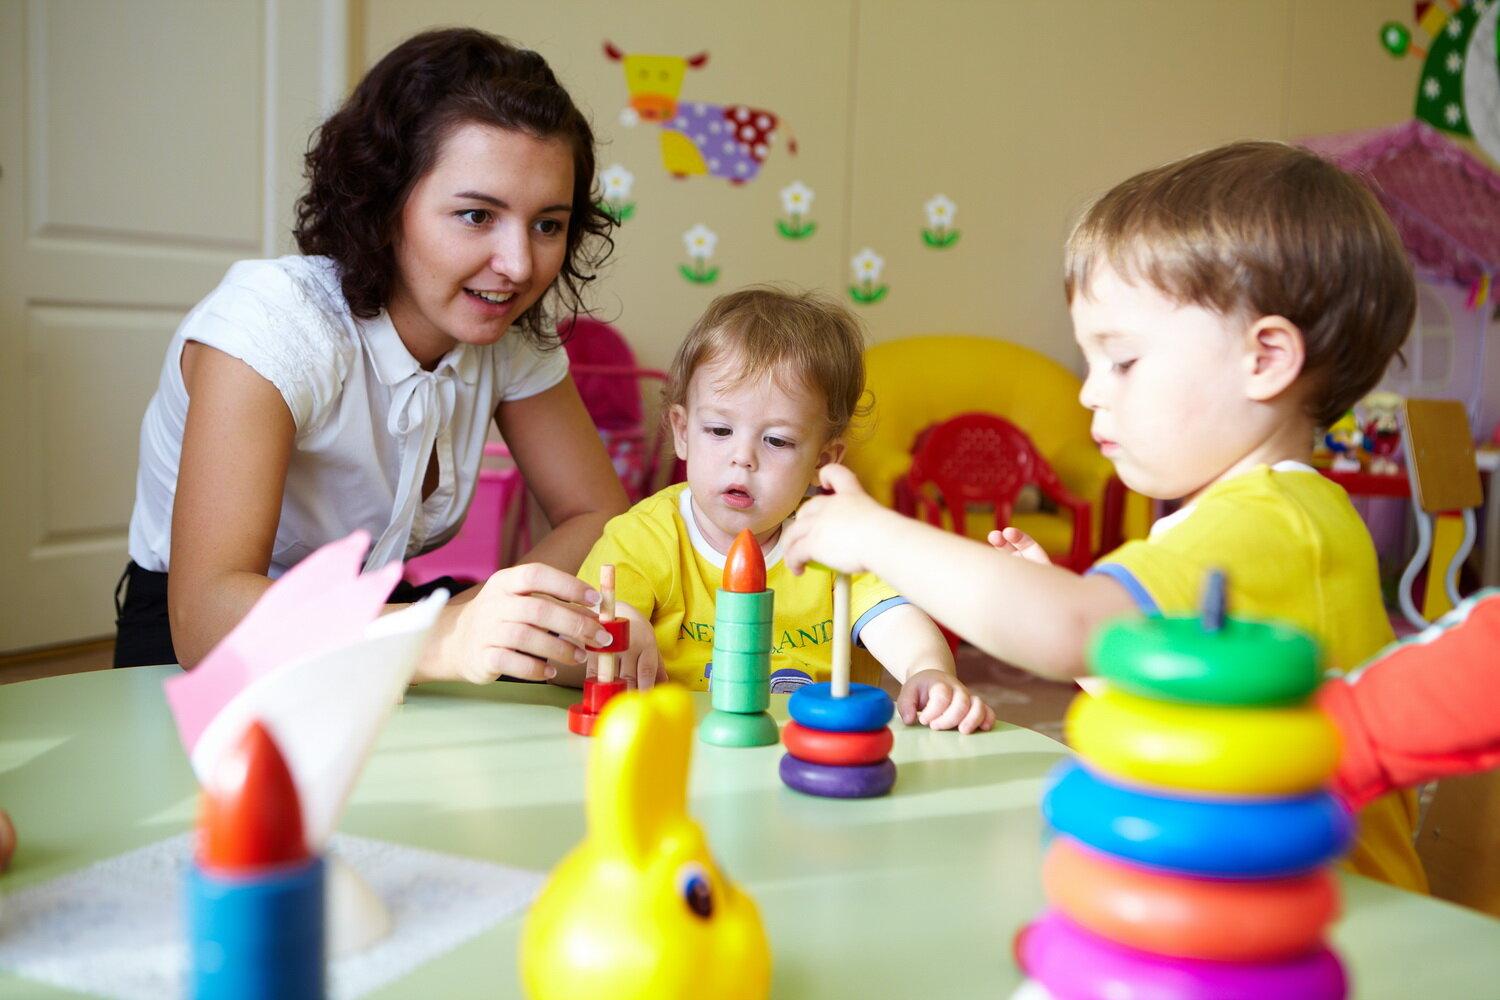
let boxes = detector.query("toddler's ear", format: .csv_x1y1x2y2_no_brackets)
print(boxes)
1243,315,1306,402
668,404,690,461
816,437,846,469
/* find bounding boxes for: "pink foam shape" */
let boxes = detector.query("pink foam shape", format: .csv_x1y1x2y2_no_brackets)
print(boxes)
164,531,403,754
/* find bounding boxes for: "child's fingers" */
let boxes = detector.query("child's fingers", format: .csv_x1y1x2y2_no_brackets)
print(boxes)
818,463,863,496
986,529,1006,549
928,688,974,730
917,683,954,726
638,645,662,691
896,681,923,725
958,694,993,734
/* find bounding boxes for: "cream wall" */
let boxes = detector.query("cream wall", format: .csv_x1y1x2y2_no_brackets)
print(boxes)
359,0,1420,372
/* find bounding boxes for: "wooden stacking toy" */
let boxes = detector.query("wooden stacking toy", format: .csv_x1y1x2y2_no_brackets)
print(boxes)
698,530,780,747
189,719,326,1000
569,564,631,737
779,570,897,798
1012,571,1355,1000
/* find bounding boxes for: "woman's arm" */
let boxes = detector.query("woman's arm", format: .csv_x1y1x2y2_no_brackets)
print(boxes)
169,342,294,668
495,374,630,572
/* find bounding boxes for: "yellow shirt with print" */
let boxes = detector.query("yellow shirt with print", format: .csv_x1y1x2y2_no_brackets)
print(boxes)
1093,464,1427,895
579,483,905,690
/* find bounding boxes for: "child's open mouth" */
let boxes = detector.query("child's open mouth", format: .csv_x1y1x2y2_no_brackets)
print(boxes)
722,487,754,510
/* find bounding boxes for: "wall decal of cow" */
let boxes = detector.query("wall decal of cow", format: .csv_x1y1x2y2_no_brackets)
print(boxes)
604,41,797,184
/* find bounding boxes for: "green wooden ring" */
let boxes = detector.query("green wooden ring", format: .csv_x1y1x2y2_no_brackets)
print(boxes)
1089,615,1321,706
714,589,775,622
706,650,768,681
711,619,773,653
710,678,770,714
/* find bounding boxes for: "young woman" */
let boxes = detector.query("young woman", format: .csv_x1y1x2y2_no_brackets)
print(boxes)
116,28,630,682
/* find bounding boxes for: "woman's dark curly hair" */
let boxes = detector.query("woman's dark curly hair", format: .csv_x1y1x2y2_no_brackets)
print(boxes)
294,27,613,342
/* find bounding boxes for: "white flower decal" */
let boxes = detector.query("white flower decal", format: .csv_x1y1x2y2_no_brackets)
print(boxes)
619,107,640,128
680,225,721,284
848,248,888,304
776,181,817,240
921,194,961,249
601,163,635,201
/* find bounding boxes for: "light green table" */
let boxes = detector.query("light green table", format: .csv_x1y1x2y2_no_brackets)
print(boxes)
2,668,1498,998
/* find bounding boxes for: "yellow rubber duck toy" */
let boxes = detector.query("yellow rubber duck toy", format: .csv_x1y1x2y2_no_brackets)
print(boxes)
521,686,771,999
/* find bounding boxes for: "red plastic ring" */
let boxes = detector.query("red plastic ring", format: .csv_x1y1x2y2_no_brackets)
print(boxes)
781,720,893,766
586,617,630,653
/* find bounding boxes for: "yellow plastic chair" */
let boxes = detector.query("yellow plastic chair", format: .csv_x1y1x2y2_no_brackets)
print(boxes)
1398,398,1484,627
846,335,1143,560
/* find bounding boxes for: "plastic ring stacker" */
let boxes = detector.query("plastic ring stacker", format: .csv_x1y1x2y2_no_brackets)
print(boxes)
781,721,893,766
787,682,895,733
1066,686,1340,797
1042,836,1338,962
585,618,630,653
1042,760,1355,878
567,678,627,737
1017,910,1348,1000
779,755,896,798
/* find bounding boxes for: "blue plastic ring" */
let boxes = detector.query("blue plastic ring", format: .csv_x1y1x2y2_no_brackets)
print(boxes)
1043,760,1355,879
787,682,895,733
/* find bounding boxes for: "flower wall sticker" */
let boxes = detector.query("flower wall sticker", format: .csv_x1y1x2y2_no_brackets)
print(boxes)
777,180,816,239
598,164,636,223
681,224,721,284
848,248,888,305
922,194,960,248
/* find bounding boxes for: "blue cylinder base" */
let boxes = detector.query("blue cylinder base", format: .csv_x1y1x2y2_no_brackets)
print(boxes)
189,856,326,1000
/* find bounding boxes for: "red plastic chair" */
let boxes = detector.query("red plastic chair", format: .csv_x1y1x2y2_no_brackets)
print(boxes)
899,412,1094,573
560,317,675,502
403,443,531,585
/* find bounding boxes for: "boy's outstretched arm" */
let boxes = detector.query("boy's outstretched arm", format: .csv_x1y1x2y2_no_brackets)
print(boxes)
1318,590,1500,811
859,604,996,733
783,465,1138,680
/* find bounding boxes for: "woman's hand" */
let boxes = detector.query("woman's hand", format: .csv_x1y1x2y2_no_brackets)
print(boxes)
421,563,609,684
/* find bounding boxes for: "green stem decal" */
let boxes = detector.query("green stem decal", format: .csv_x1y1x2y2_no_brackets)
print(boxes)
598,200,635,224
922,228,960,249
848,283,888,305
680,262,721,285
776,217,816,240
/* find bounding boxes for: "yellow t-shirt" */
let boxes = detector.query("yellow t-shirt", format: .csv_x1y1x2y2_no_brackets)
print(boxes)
579,483,906,691
1093,463,1428,894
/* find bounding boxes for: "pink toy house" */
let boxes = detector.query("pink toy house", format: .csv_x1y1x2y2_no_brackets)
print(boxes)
1303,120,1500,438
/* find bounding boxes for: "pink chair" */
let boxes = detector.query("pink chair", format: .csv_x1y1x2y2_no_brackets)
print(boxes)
560,317,676,501
403,443,531,585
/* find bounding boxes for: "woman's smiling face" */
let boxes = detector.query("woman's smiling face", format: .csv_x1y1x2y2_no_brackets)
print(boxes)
387,122,574,366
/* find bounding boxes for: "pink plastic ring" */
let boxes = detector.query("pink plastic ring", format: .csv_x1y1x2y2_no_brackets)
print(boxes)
586,618,630,653
1018,910,1346,1000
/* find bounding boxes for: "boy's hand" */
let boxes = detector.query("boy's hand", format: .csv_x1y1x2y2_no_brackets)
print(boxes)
783,464,888,576
587,602,668,690
897,669,996,734
987,526,1051,565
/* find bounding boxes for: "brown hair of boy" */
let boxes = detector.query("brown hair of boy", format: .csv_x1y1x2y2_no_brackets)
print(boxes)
666,286,870,440
1064,141,1415,426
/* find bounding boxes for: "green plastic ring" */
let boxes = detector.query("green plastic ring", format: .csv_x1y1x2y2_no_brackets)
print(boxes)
1089,615,1321,706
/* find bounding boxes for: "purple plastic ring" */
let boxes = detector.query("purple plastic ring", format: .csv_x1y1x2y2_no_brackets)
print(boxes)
1017,910,1346,1000
779,754,896,799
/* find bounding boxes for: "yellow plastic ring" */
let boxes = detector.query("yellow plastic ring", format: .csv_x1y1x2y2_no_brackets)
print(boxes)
1066,686,1339,797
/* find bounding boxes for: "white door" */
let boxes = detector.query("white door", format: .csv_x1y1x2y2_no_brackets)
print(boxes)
0,0,347,652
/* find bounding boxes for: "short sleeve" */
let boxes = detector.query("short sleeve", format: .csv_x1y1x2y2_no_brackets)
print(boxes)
182,259,353,434
849,572,907,647
1093,488,1309,617
496,334,570,403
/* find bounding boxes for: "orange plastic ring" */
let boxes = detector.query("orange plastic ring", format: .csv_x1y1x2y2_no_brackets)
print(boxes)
1042,837,1339,962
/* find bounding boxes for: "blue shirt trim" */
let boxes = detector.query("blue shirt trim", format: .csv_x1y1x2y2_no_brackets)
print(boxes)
852,596,909,647
1087,563,1162,617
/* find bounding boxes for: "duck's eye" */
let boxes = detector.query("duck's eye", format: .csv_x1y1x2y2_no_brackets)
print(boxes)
677,862,714,919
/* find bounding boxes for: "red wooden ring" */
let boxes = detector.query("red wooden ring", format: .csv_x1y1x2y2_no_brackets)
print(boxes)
569,679,627,736
586,617,630,653
781,720,893,766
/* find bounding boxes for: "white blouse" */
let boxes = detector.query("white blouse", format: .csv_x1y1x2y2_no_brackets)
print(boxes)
128,255,568,576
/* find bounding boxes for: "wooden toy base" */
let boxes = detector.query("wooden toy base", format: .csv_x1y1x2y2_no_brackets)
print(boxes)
567,679,627,737
697,709,780,747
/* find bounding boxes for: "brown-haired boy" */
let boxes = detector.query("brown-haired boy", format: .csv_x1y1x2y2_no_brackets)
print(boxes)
575,286,995,733
784,141,1427,889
